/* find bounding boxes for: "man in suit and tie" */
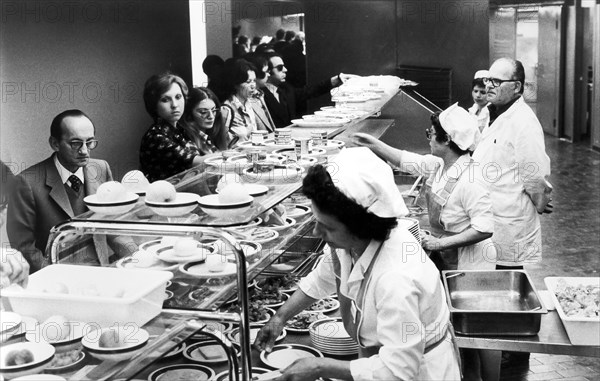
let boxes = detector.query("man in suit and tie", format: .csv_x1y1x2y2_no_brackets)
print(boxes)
262,53,354,128
7,109,133,273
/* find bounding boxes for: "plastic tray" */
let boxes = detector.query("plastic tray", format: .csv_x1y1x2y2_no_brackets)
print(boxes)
544,277,600,345
2,264,172,327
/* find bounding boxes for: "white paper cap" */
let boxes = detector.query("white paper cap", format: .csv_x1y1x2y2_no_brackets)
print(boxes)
328,147,408,218
438,103,480,151
474,70,489,79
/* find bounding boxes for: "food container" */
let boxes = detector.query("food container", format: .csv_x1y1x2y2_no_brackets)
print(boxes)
2,264,172,328
544,277,600,345
442,270,546,336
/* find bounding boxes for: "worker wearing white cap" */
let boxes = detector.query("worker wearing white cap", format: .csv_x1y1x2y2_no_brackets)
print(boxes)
469,69,491,132
255,147,460,380
353,104,496,271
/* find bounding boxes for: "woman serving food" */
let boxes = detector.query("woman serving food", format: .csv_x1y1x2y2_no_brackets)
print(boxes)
254,147,460,380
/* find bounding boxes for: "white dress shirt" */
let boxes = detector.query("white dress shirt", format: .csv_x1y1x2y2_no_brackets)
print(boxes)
54,155,84,187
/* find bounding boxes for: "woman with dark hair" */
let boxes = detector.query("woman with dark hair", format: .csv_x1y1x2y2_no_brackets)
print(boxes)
1,161,29,288
354,104,495,272
255,148,460,380
139,72,203,181
468,70,490,132
221,59,260,143
181,87,230,153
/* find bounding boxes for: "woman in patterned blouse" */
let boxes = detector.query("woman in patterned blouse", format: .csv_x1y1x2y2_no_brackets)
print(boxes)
181,87,230,154
139,72,204,182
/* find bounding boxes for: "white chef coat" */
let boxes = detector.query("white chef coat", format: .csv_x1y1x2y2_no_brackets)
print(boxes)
299,227,460,380
472,96,551,265
468,103,490,133
397,152,497,269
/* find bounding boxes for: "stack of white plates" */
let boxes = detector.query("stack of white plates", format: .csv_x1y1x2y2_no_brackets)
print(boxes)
397,217,421,244
309,318,358,356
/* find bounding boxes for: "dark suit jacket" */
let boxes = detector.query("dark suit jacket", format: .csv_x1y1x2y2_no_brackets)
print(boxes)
7,155,113,272
262,79,334,128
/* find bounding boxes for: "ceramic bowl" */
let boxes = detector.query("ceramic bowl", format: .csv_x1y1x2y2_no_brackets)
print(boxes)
84,192,139,215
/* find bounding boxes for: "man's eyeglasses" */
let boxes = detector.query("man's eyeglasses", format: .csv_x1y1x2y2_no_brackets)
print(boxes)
68,140,98,151
272,64,285,71
197,108,217,118
425,128,436,140
483,77,519,88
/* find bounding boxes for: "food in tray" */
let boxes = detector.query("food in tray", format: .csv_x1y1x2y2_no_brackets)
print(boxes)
99,330,124,348
48,349,81,368
42,282,70,294
259,274,300,292
307,297,338,312
129,249,160,268
173,238,201,258
554,279,599,317
39,315,70,342
121,170,150,195
218,183,251,204
244,227,278,243
96,181,128,202
4,349,34,366
205,254,227,273
226,300,272,323
146,180,177,202
250,287,287,306
285,312,326,330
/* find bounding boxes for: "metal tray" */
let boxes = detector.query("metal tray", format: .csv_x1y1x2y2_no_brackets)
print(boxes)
442,270,547,336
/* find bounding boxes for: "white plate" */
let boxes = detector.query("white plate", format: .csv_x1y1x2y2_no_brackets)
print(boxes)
145,192,200,217
11,375,67,381
213,367,272,381
204,154,240,172
291,118,350,128
183,341,235,364
263,217,296,232
148,364,215,381
45,350,86,374
312,139,345,150
198,194,254,218
0,342,56,379
251,293,289,309
115,256,179,271
0,311,22,335
81,326,149,362
227,326,286,346
156,243,215,264
240,165,304,184
180,261,238,278
221,240,262,263
217,184,269,198
12,316,38,338
236,139,277,151
227,153,285,165
284,313,328,333
272,147,327,158
284,204,311,218
83,192,139,215
305,297,340,314
260,344,323,370
242,227,279,244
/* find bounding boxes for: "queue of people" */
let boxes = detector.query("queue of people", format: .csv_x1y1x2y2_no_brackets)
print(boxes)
1,55,552,380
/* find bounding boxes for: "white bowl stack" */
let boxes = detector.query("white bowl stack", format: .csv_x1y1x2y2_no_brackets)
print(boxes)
397,217,421,244
309,318,358,356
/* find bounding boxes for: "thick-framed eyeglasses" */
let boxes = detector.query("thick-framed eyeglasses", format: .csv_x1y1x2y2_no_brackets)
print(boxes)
197,108,217,118
68,140,98,151
272,64,285,71
483,77,519,88
425,128,436,140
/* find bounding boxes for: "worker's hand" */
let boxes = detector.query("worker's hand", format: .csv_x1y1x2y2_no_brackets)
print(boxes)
0,247,29,289
254,315,285,353
421,235,444,252
352,132,380,149
277,358,326,381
